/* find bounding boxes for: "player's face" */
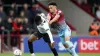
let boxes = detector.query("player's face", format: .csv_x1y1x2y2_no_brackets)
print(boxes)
49,5,56,13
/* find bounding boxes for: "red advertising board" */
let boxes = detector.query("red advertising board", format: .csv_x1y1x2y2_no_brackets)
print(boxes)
79,38,100,53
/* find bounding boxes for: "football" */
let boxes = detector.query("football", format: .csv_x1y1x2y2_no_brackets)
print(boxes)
13,49,22,56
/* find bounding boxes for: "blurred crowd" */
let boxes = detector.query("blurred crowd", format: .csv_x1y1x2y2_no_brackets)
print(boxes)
0,3,41,35
89,19,100,36
0,2,43,49
73,0,100,36
75,0,100,19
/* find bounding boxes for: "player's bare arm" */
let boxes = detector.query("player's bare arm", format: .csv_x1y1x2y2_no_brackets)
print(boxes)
47,14,51,22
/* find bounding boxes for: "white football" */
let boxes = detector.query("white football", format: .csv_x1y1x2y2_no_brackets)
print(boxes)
13,49,22,56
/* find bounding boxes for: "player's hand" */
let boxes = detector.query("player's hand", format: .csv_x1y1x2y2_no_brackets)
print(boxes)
51,42,55,47
49,21,52,24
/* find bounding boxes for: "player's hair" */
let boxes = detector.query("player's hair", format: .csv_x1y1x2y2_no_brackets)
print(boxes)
48,1,57,6
34,15,42,25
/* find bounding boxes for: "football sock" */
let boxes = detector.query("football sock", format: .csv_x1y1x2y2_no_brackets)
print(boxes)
28,40,34,53
65,41,78,56
50,48,58,56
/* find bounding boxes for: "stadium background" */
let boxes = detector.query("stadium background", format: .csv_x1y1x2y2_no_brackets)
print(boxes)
0,0,100,56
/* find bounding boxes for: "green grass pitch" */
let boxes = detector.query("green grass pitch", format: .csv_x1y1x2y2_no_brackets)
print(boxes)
0,52,100,56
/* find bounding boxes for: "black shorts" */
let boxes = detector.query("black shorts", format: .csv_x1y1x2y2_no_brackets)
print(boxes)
34,31,51,43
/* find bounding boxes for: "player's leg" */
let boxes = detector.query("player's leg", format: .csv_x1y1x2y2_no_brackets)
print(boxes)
28,33,38,56
60,36,72,54
64,37,78,56
43,33,58,56
62,29,78,56
48,43,58,56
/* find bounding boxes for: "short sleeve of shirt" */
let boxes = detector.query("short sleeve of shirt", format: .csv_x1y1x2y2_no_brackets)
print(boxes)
57,10,62,15
48,13,51,16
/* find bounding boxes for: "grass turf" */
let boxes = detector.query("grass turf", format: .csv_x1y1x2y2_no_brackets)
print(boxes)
0,52,100,56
